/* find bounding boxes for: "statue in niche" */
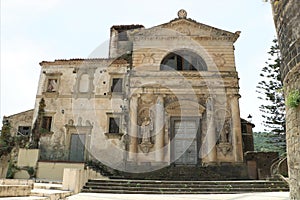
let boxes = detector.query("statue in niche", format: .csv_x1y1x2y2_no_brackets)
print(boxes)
217,118,232,156
220,119,231,143
206,97,214,119
139,110,154,154
140,116,153,144
47,79,58,92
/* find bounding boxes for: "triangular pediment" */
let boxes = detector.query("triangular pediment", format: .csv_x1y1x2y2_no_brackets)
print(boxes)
155,18,240,42
132,10,240,43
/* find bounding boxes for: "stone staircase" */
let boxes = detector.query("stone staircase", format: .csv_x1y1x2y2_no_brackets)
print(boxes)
81,179,289,194
30,182,73,200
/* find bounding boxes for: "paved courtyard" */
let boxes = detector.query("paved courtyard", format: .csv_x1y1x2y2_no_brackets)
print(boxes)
67,192,289,200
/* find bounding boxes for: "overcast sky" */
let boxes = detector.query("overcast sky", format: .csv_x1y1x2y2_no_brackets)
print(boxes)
1,0,276,132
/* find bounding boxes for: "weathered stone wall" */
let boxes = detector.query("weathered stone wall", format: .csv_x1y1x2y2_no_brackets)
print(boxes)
245,152,278,180
36,59,127,163
272,0,300,79
4,110,33,137
1,110,34,178
272,0,300,199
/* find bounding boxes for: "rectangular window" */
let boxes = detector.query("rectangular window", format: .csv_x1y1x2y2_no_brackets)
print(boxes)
109,117,120,133
241,124,247,133
118,32,128,41
42,116,52,132
17,126,31,136
46,79,58,92
111,78,123,93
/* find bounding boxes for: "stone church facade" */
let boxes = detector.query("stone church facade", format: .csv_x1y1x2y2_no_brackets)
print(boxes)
10,10,248,175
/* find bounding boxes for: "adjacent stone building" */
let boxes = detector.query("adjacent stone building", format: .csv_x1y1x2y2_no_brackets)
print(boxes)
272,0,300,199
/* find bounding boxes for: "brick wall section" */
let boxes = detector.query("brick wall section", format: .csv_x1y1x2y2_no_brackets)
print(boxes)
272,0,300,199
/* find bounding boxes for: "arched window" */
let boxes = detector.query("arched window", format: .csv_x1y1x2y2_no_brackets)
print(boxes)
160,50,207,71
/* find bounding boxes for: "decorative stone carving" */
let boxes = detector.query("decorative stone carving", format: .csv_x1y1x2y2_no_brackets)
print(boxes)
140,94,156,105
178,9,187,19
141,51,155,64
174,27,191,35
217,142,232,156
214,109,233,156
213,53,226,68
165,95,178,106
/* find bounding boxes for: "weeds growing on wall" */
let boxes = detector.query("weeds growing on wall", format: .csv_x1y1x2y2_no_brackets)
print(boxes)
286,90,300,108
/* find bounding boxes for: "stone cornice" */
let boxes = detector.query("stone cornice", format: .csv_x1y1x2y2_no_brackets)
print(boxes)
130,71,238,78
152,18,240,43
133,35,239,42
39,58,128,67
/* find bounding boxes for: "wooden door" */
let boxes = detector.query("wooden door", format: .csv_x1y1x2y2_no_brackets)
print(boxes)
173,120,198,165
69,134,86,162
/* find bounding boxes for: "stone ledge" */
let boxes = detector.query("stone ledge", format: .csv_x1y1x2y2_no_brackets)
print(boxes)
0,185,31,197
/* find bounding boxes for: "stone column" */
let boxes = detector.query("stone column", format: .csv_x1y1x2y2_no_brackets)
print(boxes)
155,95,165,162
128,95,138,161
206,97,217,163
230,95,243,162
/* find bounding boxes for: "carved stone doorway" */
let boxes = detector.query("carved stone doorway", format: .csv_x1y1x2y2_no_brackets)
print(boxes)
171,117,200,165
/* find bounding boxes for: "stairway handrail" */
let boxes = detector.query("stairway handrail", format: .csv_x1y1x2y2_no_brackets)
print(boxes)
270,154,287,176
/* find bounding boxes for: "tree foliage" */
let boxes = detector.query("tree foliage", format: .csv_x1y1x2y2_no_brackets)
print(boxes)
0,118,15,157
256,39,285,134
253,132,286,156
29,98,46,149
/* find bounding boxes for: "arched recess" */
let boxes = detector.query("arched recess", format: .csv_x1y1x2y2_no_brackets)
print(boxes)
160,49,207,71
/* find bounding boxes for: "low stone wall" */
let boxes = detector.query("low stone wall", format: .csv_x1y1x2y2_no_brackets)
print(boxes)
0,185,31,197
36,161,85,181
0,179,34,187
0,179,33,197
244,151,279,180
62,167,106,193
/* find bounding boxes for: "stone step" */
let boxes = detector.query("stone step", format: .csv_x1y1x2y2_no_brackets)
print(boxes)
83,184,289,191
85,182,288,189
83,185,289,191
34,183,63,190
87,179,287,184
82,179,289,194
31,189,73,200
81,188,289,194
0,196,50,200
